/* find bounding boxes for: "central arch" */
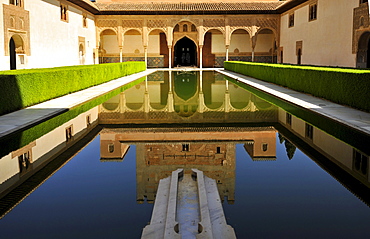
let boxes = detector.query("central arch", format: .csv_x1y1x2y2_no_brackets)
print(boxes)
174,37,197,67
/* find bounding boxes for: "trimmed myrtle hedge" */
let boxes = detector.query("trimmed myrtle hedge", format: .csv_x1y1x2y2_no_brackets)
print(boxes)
0,62,146,116
224,61,370,112
0,76,146,158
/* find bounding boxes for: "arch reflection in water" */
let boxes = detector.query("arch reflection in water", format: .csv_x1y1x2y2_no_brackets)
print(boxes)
99,71,277,124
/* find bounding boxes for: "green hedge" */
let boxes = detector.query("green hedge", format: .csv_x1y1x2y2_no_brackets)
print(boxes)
0,76,146,158
0,62,146,116
224,61,370,112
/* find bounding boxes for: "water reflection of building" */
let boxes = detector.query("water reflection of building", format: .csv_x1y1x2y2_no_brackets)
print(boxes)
278,108,370,202
0,107,99,218
100,126,277,204
99,71,277,124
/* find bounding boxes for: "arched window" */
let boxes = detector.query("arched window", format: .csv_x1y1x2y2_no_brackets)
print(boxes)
191,24,196,32
183,24,188,32
174,24,180,32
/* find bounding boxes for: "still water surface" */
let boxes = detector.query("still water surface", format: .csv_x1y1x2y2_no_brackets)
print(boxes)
0,71,369,238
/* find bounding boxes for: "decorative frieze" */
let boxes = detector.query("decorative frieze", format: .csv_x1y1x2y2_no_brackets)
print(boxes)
97,19,118,28
229,18,253,27
122,19,143,28
256,18,278,31
203,18,225,28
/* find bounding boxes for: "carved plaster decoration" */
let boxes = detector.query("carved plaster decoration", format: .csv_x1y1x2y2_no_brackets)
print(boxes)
3,4,30,56
203,18,225,28
122,19,143,28
256,18,278,32
353,3,370,53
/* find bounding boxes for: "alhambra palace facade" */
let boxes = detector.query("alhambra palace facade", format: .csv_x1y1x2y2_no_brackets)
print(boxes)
1,0,370,70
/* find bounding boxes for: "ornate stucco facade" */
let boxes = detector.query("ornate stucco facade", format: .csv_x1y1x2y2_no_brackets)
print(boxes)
0,0,369,70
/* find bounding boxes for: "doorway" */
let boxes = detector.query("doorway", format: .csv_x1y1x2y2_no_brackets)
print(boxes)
174,37,197,67
356,32,370,68
297,48,302,65
9,38,16,70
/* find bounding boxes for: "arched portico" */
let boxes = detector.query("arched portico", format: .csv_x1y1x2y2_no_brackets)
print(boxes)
254,28,277,63
99,29,119,63
202,29,225,67
357,32,370,68
97,15,280,68
122,29,144,64
229,29,252,62
148,29,168,68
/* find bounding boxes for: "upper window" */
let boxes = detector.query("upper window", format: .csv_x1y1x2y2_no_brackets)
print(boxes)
174,24,180,32
360,0,368,4
191,24,197,32
183,24,188,32
305,123,313,140
309,4,318,21
83,13,87,28
286,112,292,126
289,13,295,28
60,4,68,22
9,0,22,7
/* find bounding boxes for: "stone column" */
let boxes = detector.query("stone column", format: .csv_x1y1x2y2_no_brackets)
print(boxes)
119,47,123,63
226,45,229,62
251,34,257,62
168,46,172,69
199,45,203,69
144,77,149,113
168,73,174,112
224,81,230,113
144,46,148,67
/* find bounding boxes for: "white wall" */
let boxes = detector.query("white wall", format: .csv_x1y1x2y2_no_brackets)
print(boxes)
230,32,252,53
25,0,96,68
280,0,358,67
255,33,274,53
103,35,119,54
123,35,144,54
212,33,225,54
148,35,160,54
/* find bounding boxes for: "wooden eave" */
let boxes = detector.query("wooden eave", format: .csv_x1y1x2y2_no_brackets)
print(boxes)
67,0,100,14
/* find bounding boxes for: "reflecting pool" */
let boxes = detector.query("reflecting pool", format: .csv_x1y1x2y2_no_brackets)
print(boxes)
0,71,369,238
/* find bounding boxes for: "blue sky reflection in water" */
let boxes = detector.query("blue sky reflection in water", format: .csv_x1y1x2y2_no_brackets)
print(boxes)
1,135,369,239
223,141,370,239
0,137,153,239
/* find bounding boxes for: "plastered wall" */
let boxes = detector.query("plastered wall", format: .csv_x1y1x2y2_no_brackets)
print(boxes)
280,0,358,67
0,0,96,70
26,0,96,68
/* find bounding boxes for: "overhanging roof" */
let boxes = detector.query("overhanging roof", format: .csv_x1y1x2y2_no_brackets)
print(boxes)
66,0,309,15
94,2,287,15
